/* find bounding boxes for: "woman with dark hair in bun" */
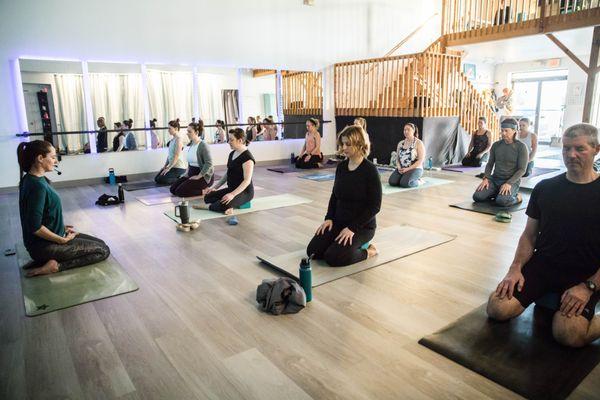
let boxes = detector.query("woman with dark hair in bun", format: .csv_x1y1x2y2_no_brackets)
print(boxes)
295,118,323,169
17,140,110,277
155,119,187,185
215,120,227,144
195,128,255,214
170,120,214,197
123,118,137,150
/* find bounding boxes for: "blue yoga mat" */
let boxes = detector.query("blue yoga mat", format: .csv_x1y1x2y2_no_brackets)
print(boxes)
298,173,336,182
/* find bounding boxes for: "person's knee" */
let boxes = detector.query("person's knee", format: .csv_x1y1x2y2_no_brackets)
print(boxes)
473,191,487,202
388,174,400,186
97,243,111,261
324,246,352,267
486,292,522,321
552,316,590,348
495,195,514,207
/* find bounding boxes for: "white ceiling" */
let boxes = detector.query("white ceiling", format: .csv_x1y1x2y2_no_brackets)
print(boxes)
455,27,594,65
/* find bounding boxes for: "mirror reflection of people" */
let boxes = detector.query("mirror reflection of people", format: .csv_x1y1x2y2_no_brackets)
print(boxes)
462,116,492,167
487,123,600,348
96,117,108,153
17,140,110,277
388,123,426,188
155,119,187,185
112,122,125,152
123,119,137,150
472,118,527,207
149,118,162,149
170,120,214,197
196,128,255,215
215,120,227,144
263,117,277,141
518,118,538,177
245,116,257,145
496,88,513,116
307,125,381,267
295,118,323,169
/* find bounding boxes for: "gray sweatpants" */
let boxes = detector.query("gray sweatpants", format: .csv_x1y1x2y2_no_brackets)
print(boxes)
472,177,520,207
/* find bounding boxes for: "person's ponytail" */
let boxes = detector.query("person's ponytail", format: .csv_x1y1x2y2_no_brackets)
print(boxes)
16,140,53,185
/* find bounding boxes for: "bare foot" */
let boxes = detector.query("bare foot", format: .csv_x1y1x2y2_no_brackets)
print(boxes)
366,244,378,259
26,260,59,277
192,203,210,210
224,208,234,215
515,193,523,204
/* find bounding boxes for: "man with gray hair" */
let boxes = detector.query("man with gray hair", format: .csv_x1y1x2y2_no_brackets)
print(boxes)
486,123,600,347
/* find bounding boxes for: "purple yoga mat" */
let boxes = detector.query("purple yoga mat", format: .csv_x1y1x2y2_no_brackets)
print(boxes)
441,165,482,173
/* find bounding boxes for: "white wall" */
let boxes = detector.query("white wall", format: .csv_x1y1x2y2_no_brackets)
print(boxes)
494,56,589,129
0,0,440,188
240,70,277,121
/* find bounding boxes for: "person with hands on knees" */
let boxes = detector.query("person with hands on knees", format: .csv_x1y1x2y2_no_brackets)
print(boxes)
295,118,323,169
388,123,426,188
486,123,600,348
307,125,381,267
17,140,110,277
155,119,187,185
461,116,492,167
472,118,527,207
195,128,255,215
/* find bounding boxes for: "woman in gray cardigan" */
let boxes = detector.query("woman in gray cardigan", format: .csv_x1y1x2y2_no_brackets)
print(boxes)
170,121,214,197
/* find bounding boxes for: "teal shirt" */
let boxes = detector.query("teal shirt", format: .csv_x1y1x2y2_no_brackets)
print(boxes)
19,174,65,250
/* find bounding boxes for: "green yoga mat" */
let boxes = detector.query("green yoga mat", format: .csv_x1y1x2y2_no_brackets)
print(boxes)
16,244,138,317
164,193,313,223
381,177,452,195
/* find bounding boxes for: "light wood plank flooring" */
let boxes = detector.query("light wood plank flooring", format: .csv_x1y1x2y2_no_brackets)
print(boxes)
2,154,597,399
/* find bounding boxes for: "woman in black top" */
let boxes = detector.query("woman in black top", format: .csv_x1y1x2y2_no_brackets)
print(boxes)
462,116,492,167
307,125,382,267
112,122,125,152
96,117,108,153
195,128,255,214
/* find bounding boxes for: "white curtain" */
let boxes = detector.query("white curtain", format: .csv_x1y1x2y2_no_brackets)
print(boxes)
147,70,193,145
89,73,145,150
53,74,87,154
223,89,240,127
197,73,226,143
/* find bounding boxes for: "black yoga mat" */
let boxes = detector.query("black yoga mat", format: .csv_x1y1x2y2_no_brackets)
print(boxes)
122,181,169,191
267,164,336,174
419,304,600,400
450,193,529,215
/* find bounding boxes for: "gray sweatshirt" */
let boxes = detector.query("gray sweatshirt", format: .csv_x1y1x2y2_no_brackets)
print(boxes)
195,141,214,181
484,139,528,184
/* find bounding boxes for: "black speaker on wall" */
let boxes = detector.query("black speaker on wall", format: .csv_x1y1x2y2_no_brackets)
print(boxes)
36,89,54,145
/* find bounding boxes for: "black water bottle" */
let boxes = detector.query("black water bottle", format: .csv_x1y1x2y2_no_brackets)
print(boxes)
299,256,312,302
118,183,125,203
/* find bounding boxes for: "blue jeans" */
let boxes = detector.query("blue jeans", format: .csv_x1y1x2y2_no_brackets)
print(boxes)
472,176,521,207
388,168,423,188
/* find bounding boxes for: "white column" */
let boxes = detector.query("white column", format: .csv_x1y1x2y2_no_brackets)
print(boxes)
192,66,200,120
237,68,244,123
140,64,152,149
12,58,29,135
81,61,97,153
276,70,284,138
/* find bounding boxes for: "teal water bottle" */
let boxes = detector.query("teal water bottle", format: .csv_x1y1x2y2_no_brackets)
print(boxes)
427,156,433,170
108,168,116,185
299,256,312,302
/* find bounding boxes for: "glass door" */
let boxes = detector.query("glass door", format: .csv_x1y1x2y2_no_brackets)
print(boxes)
538,80,567,140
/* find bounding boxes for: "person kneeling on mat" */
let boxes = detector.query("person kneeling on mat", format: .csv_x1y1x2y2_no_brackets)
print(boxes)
170,120,214,197
295,118,323,169
472,118,527,207
17,141,110,277
307,125,381,267
461,116,492,167
155,119,187,185
195,128,254,215
487,123,600,348
388,123,425,188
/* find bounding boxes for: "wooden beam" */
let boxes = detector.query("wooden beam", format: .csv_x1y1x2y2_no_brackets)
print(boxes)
583,26,600,123
545,33,589,74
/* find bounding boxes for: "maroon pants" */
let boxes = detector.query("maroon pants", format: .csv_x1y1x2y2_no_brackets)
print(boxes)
170,167,214,197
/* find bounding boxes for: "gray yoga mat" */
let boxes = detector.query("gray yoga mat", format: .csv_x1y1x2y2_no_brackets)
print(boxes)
450,193,530,215
419,304,600,400
123,180,168,191
381,177,452,195
256,225,455,287
16,244,138,317
164,193,312,223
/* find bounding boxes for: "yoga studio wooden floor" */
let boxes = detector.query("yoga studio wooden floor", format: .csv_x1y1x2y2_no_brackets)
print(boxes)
1,151,596,399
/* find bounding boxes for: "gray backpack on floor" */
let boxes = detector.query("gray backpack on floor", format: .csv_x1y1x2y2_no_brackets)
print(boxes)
256,277,306,315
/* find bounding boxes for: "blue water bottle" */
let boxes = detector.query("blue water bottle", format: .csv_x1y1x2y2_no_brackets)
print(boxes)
426,156,433,170
108,168,116,185
299,256,312,302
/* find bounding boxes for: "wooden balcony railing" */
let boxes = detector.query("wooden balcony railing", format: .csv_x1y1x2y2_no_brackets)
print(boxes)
442,0,600,44
282,71,323,115
334,51,499,138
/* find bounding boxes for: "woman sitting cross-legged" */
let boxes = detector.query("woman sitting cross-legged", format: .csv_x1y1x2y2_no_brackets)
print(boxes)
307,125,381,267
295,118,323,169
170,120,214,197
388,122,426,188
155,119,187,185
462,116,492,167
17,140,110,277
194,128,255,215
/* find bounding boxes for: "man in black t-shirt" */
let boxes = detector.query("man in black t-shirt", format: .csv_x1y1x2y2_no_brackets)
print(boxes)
486,123,600,348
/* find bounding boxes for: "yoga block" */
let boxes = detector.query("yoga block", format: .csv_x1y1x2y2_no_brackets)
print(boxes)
535,292,560,311
239,201,252,209
360,241,370,250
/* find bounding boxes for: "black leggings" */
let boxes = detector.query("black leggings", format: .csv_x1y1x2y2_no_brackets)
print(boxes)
461,152,488,167
170,167,214,197
295,153,323,169
204,187,254,212
27,233,110,272
155,167,186,185
306,225,375,267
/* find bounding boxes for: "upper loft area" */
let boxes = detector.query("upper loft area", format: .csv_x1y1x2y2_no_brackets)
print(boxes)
442,0,600,46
